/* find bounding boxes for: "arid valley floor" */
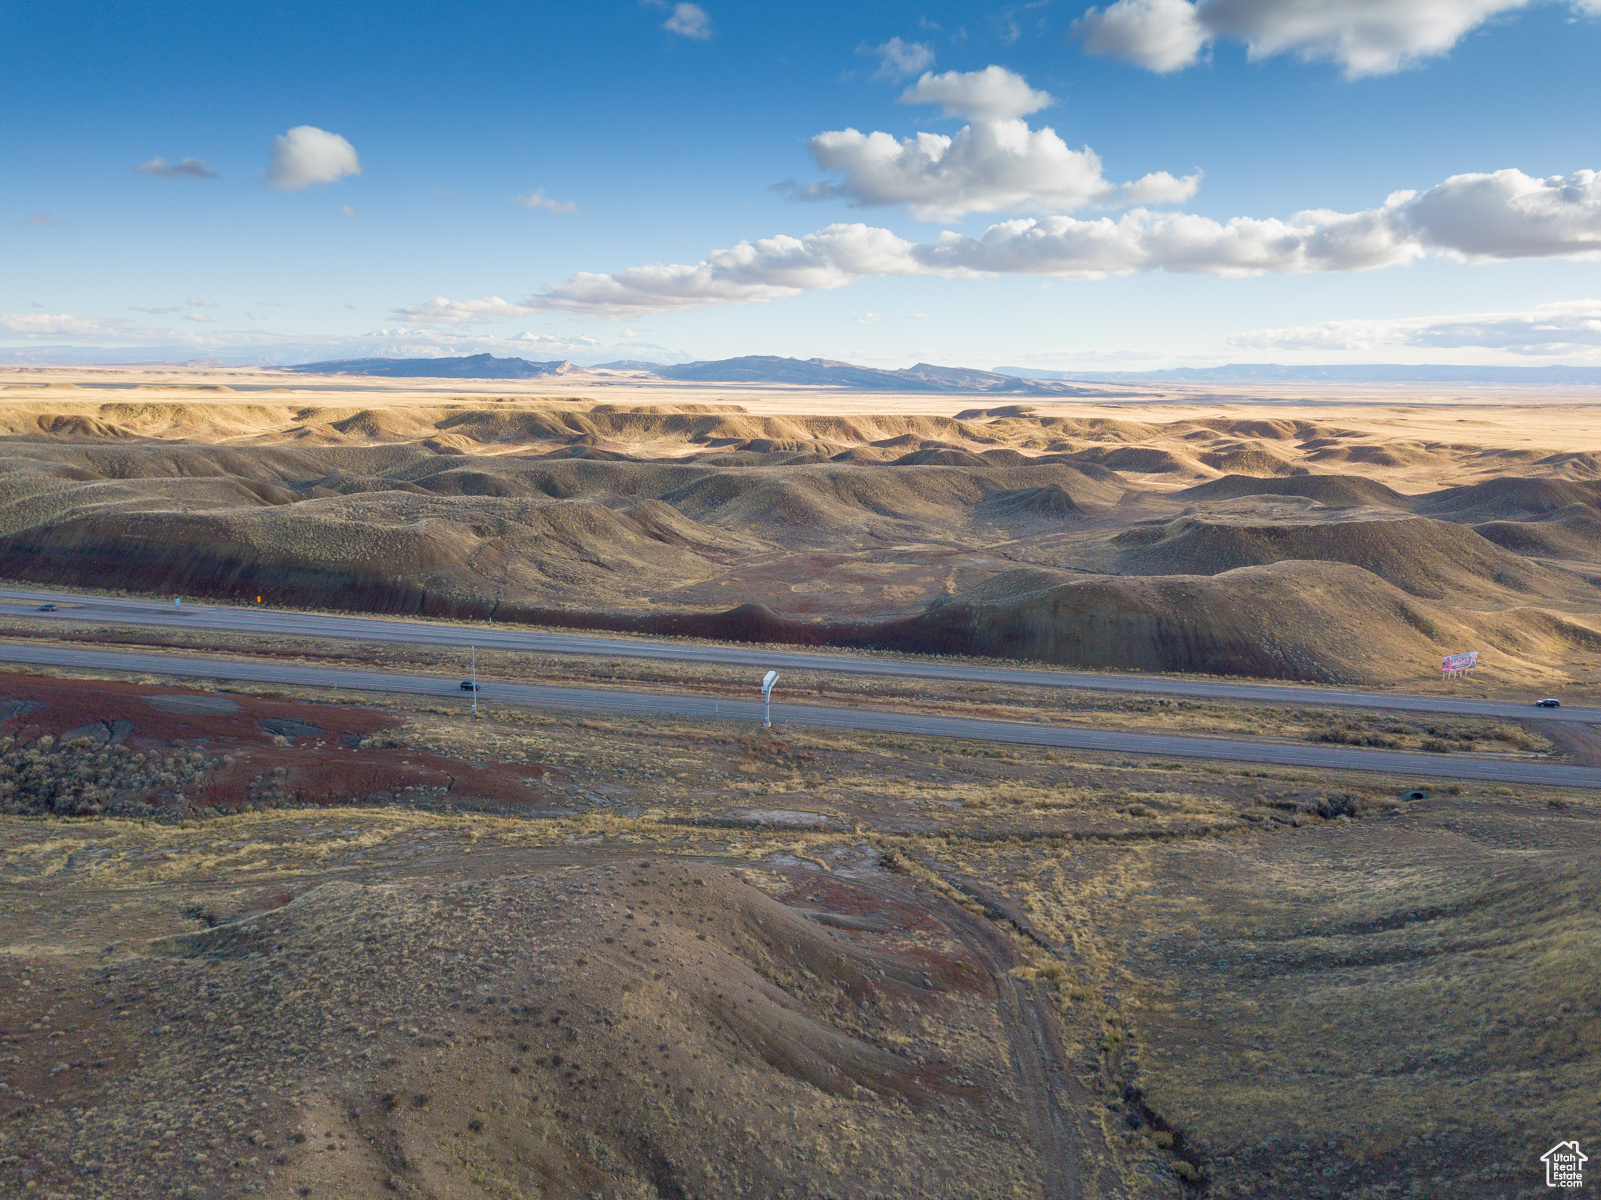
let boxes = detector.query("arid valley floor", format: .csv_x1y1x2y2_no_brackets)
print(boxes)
2,365,1599,1199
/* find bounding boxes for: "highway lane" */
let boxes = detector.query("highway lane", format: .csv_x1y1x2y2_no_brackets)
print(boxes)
1,585,1596,724
0,640,1594,790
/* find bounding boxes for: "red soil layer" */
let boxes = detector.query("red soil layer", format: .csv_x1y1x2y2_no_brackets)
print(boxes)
773,874,988,996
0,672,570,814
777,874,947,934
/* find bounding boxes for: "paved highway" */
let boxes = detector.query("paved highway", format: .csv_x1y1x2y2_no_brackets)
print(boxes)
0,640,1594,790
0,586,1595,724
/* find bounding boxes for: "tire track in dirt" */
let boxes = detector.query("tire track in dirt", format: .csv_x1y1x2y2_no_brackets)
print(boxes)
942,898,1082,1200
845,869,1105,1200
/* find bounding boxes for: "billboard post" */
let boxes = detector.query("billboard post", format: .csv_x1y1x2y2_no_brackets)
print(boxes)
761,670,779,728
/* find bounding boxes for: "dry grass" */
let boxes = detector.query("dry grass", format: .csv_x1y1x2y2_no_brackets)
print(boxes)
1,667,1595,1198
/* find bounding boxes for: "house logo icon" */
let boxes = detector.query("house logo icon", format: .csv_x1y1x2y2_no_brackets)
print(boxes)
1542,1140,1587,1189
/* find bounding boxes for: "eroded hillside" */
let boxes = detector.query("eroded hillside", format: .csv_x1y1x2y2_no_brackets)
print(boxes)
2,378,1601,686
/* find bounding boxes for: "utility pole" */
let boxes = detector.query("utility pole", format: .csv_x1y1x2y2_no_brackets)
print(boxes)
471,645,477,717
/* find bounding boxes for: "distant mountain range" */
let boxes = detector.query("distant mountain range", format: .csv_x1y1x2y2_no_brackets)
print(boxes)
281,352,1121,393
594,355,1121,394
26,348,1588,388
286,353,574,379
288,353,1601,390
995,363,1601,384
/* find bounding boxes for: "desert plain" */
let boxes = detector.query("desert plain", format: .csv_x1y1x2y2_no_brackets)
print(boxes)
1,363,1599,1200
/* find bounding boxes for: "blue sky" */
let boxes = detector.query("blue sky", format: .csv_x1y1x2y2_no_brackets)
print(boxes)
5,0,1601,369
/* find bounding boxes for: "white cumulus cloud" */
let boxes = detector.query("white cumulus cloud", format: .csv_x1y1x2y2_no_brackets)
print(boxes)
861,37,936,80
663,3,712,39
899,65,1053,121
1073,0,1601,78
1232,300,1601,355
526,224,924,317
798,67,1200,220
509,189,579,214
134,156,220,179
1074,0,1210,73
523,167,1601,316
1397,168,1601,259
390,296,534,325
262,126,361,190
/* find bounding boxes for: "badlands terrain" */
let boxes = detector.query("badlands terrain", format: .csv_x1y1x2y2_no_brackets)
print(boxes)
1,363,1599,1200
2,365,1601,688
